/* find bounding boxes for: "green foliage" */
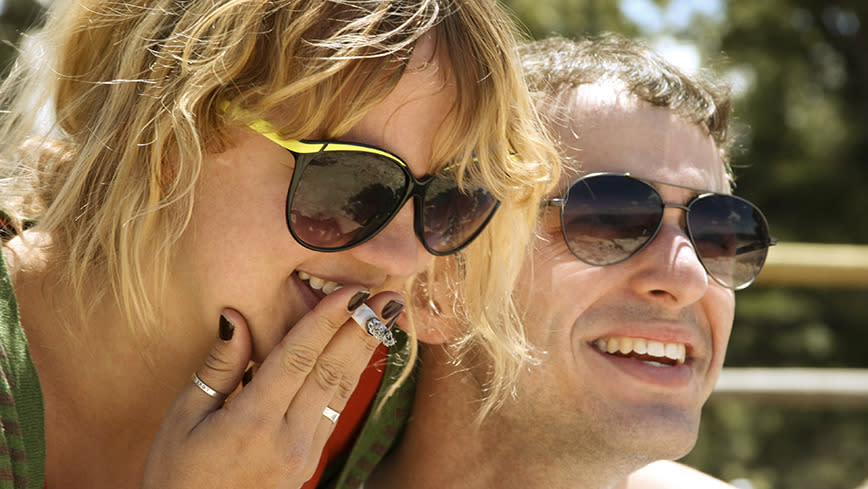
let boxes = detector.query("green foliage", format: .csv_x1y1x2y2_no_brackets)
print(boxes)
0,0,43,77
685,401,868,489
506,0,639,38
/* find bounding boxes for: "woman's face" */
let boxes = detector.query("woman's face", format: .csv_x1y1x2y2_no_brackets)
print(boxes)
165,33,456,363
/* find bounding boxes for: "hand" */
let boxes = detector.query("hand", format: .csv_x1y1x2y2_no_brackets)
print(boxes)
141,286,401,489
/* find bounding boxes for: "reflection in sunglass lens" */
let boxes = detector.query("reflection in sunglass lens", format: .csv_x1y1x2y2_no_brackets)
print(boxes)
562,175,663,265
289,152,406,249
558,174,773,289
687,194,770,289
422,177,498,254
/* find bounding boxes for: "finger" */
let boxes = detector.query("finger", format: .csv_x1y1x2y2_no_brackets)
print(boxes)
233,285,373,417
305,343,389,451
176,309,253,421
282,292,403,429
299,300,398,476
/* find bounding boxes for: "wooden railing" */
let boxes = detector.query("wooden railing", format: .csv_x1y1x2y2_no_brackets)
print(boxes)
753,242,868,288
712,368,868,405
712,242,868,404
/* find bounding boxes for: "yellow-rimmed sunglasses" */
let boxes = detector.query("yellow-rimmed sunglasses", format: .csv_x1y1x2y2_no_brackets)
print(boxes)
234,107,500,255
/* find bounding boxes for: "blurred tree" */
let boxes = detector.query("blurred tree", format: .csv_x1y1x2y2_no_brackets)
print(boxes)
506,0,639,38
686,4,868,489
0,0,44,76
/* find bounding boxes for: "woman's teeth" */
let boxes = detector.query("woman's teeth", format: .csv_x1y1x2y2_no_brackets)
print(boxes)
298,271,340,294
297,271,396,347
593,336,686,366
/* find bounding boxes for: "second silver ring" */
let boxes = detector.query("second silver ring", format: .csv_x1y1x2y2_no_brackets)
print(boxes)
322,406,341,424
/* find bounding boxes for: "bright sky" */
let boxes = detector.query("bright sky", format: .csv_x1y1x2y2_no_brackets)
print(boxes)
619,0,725,74
619,0,725,33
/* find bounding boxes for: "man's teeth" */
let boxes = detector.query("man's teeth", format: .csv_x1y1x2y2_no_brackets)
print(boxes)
594,336,686,365
297,271,340,294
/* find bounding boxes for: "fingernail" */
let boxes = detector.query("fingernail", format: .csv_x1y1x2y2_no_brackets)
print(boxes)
347,290,371,312
242,366,254,386
219,314,235,341
381,300,404,320
382,301,404,331
385,312,402,331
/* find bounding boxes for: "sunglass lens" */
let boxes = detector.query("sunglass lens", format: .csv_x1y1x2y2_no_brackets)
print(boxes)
288,152,406,249
421,178,498,255
687,195,771,289
562,175,663,265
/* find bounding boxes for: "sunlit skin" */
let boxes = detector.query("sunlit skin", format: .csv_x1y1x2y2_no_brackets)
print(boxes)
495,84,735,484
366,83,736,489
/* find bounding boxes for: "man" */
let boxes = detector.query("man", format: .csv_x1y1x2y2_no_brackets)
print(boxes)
332,34,776,489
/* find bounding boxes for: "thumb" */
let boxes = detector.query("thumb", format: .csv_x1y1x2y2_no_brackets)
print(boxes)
185,309,252,414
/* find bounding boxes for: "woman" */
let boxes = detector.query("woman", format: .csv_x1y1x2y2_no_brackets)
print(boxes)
0,1,558,488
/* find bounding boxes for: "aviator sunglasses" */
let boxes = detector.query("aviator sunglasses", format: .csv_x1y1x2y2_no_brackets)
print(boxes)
243,116,500,256
546,172,777,290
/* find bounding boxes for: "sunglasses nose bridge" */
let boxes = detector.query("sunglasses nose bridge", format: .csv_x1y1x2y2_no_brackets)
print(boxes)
645,203,712,280
662,202,690,212
408,176,431,231
660,201,693,241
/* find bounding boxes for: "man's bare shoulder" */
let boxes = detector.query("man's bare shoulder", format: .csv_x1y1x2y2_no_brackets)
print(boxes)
621,461,736,489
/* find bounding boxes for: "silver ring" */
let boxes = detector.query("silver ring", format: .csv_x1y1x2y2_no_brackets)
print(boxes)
191,372,227,400
322,406,340,424
351,304,396,347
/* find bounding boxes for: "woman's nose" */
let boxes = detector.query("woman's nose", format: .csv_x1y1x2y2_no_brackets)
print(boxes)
347,202,427,278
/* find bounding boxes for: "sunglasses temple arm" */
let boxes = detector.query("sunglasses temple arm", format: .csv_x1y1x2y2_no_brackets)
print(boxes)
544,198,565,208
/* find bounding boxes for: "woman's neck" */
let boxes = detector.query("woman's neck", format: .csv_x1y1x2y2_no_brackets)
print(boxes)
5,233,201,489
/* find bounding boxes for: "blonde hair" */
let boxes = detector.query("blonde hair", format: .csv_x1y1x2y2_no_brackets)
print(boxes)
0,0,559,390
410,26,563,421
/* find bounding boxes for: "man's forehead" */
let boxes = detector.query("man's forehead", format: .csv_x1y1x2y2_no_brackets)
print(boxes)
545,84,730,194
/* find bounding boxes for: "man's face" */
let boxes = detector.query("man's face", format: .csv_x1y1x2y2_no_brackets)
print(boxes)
498,86,735,466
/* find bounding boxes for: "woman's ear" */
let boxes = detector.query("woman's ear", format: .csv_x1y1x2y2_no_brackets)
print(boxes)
401,265,464,345
406,303,461,346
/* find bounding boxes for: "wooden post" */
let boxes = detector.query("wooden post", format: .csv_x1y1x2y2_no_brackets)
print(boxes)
711,368,868,406
755,242,868,288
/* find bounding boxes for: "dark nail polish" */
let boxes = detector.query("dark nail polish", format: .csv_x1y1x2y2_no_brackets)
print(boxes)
381,300,404,320
385,312,402,331
242,367,254,386
219,314,235,341
347,291,371,312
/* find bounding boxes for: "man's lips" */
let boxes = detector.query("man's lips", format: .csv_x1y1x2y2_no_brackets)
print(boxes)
592,336,687,366
584,330,699,389
588,345,693,388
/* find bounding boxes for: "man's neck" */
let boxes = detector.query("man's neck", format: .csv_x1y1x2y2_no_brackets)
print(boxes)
366,346,640,489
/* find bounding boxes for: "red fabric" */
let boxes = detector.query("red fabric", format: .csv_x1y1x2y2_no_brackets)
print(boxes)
300,343,388,489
